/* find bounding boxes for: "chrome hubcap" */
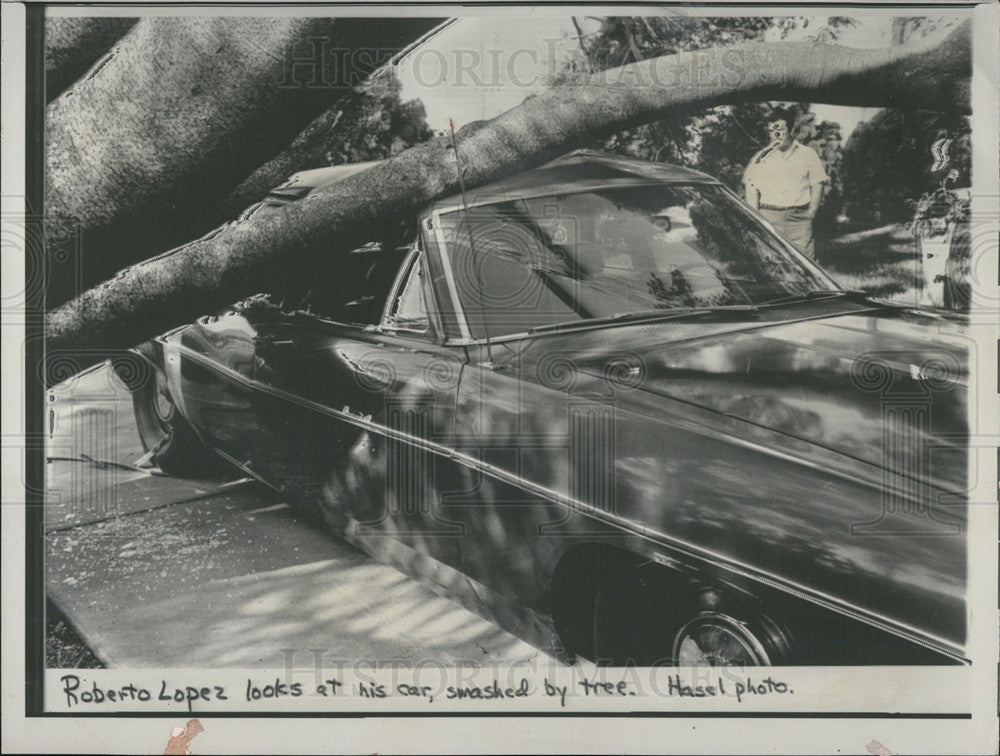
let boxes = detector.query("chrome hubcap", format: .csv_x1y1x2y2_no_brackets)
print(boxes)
153,373,174,424
673,612,771,666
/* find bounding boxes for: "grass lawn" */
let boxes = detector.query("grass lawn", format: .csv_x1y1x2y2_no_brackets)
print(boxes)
47,599,104,669
816,223,970,309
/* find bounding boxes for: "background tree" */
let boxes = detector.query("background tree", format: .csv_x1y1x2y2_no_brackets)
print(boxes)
836,104,972,307
571,15,853,226
840,109,971,226
318,76,434,165
891,16,956,46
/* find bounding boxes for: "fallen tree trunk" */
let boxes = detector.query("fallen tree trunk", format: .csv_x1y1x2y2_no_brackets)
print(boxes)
217,97,361,221
45,21,971,375
44,16,442,307
44,16,138,102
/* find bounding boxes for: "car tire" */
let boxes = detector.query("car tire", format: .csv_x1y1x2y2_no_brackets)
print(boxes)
584,567,686,667
132,369,226,478
583,569,793,667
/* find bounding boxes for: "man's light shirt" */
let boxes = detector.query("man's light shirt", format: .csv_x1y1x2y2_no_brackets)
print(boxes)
743,141,828,207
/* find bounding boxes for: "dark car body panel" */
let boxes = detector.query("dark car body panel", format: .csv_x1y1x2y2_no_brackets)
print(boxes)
446,304,967,648
141,152,969,664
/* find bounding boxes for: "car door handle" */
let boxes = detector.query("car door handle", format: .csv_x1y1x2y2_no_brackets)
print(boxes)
253,335,294,347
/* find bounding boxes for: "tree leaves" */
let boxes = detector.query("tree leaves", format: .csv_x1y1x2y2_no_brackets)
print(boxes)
572,16,848,215
841,109,971,225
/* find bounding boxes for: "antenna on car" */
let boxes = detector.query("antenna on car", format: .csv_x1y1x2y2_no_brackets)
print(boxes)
449,118,495,366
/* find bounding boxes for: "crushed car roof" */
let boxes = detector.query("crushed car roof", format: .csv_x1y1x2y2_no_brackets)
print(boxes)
430,149,719,212
273,150,719,208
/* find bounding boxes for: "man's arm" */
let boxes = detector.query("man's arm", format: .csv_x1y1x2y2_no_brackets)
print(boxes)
805,147,828,218
807,183,823,218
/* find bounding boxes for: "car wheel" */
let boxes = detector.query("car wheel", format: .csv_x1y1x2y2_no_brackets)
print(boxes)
584,570,793,667
132,370,225,478
672,611,793,666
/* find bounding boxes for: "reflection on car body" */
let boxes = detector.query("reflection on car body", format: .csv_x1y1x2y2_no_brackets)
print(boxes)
121,151,968,667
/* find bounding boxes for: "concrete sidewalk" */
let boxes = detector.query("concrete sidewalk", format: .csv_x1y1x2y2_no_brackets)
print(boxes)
45,361,220,531
46,365,555,669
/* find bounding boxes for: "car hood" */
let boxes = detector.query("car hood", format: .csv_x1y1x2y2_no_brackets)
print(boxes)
516,305,969,494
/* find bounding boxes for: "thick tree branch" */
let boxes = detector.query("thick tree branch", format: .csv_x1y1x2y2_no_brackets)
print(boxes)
44,21,971,373
44,17,443,307
44,17,138,102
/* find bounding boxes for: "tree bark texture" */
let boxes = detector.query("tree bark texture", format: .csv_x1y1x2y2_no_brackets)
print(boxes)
217,22,452,219
44,16,443,307
216,91,362,221
44,16,138,102
44,21,971,375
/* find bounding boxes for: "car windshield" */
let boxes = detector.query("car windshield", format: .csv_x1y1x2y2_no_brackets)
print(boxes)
436,184,838,338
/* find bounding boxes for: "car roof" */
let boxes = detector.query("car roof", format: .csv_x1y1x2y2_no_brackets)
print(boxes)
271,150,718,208
427,149,720,213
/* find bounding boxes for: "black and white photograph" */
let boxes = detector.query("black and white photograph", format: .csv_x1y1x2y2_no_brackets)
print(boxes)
2,2,998,753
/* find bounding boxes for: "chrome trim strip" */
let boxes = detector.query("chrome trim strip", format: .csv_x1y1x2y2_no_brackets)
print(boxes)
440,305,886,348
379,244,420,327
168,339,968,664
430,209,472,340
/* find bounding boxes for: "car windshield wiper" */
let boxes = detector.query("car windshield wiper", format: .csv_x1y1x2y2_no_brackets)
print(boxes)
526,305,760,335
759,290,860,307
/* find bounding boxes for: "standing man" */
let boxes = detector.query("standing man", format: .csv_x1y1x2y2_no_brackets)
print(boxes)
743,108,828,261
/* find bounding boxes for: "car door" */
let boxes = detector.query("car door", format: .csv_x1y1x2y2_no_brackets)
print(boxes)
251,241,468,569
422,204,624,608
247,234,408,487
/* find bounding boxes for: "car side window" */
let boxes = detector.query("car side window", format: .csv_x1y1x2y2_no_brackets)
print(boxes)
255,244,413,326
382,252,430,334
335,245,409,325
255,245,375,318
